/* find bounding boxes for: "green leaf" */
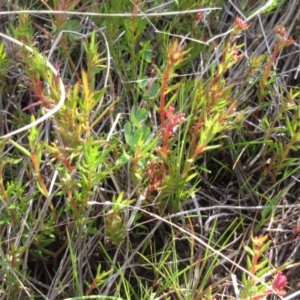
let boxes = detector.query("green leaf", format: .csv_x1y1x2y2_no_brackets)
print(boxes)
139,41,153,63
124,123,133,147
256,258,269,271
115,151,131,167
256,265,271,278
285,115,293,137
9,139,30,157
262,0,285,14
260,240,271,253
63,19,81,32
244,246,254,256
130,108,148,128
132,127,145,147
28,114,40,151
141,126,151,143
165,82,182,95
246,255,252,270
147,81,160,99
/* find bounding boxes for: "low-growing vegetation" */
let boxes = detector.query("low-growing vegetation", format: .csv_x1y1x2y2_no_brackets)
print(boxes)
0,0,300,299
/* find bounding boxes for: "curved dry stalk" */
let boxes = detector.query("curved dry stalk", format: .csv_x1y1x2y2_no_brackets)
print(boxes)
0,32,65,140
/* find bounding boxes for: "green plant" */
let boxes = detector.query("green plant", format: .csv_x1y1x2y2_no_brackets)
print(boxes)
241,233,288,299
1,1,300,299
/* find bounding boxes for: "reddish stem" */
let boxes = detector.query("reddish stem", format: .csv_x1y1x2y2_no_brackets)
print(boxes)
290,224,300,247
160,64,172,131
260,42,280,102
